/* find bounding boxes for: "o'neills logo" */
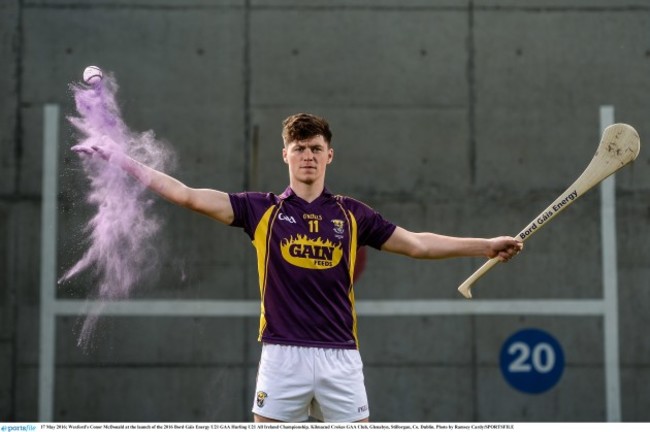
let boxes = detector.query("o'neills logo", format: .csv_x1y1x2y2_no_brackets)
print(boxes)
280,234,343,269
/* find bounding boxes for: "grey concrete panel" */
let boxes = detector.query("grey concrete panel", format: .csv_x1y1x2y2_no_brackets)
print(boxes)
359,316,472,364
0,0,18,195
17,106,51,195
619,267,650,365
252,1,467,7
618,191,650,268
618,193,650,366
0,343,13,419
15,306,40,366
328,109,471,196
17,307,247,365
0,304,12,340
241,247,260,300
251,108,471,198
474,9,650,190
158,221,249,300
57,316,247,365
156,207,251,270
251,9,468,107
16,365,249,421
364,366,473,421
478,0,648,7
28,1,243,5
22,8,245,105
20,0,470,6
15,366,37,420
0,204,9,310
474,316,603,365
477,366,605,421
621,367,650,421
0,203,13,377
232,325,262,365
51,367,246,421
243,334,263,420
245,365,258,416
246,332,263,366
243,319,267,365
9,202,41,305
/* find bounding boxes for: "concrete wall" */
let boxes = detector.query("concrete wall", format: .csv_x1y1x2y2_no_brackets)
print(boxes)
2,0,649,422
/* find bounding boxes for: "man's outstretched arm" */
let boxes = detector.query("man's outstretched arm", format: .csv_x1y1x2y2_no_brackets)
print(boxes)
73,145,234,225
381,226,522,261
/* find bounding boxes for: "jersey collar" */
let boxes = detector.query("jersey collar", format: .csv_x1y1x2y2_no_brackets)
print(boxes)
279,186,333,202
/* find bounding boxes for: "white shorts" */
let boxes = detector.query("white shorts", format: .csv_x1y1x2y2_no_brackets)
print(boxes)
252,344,369,422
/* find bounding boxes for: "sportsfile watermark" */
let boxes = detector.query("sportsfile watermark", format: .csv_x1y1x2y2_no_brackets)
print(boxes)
0,426,37,432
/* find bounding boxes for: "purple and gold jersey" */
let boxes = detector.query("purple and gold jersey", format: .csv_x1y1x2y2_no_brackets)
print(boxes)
229,187,396,350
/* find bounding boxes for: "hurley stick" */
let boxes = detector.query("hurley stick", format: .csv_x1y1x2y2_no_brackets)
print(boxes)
458,123,640,299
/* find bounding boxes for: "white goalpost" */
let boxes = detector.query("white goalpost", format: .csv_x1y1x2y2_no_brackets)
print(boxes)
599,105,621,421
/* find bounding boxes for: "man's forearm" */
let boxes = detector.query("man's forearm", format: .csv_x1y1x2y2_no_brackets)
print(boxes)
382,227,521,261
418,233,490,259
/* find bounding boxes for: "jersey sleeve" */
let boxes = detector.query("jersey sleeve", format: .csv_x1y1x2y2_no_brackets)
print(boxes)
228,192,273,240
340,196,397,250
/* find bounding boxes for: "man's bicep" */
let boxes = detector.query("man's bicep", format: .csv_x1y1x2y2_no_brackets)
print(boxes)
187,188,235,225
380,226,421,257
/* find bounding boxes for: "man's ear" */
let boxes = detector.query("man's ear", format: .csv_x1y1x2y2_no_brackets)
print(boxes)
282,147,288,164
327,147,334,164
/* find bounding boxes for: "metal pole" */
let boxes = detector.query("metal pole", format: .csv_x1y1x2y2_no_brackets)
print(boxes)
599,105,621,422
38,104,59,421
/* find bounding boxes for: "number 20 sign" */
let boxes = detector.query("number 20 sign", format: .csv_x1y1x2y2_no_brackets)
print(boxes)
500,328,565,394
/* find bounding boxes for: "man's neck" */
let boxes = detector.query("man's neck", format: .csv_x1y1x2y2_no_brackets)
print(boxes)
289,181,325,203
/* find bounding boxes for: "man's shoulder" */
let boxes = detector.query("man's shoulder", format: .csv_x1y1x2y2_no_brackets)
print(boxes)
231,191,281,203
333,194,378,214
229,191,285,217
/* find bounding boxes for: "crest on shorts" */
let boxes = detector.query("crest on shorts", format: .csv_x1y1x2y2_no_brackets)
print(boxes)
256,391,268,408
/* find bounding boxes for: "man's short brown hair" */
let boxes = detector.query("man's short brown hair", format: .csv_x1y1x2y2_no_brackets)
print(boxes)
282,113,332,146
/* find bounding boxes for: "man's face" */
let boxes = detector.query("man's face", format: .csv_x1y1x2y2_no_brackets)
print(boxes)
283,135,333,185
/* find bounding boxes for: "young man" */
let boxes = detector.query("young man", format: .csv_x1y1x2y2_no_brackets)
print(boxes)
74,113,522,423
